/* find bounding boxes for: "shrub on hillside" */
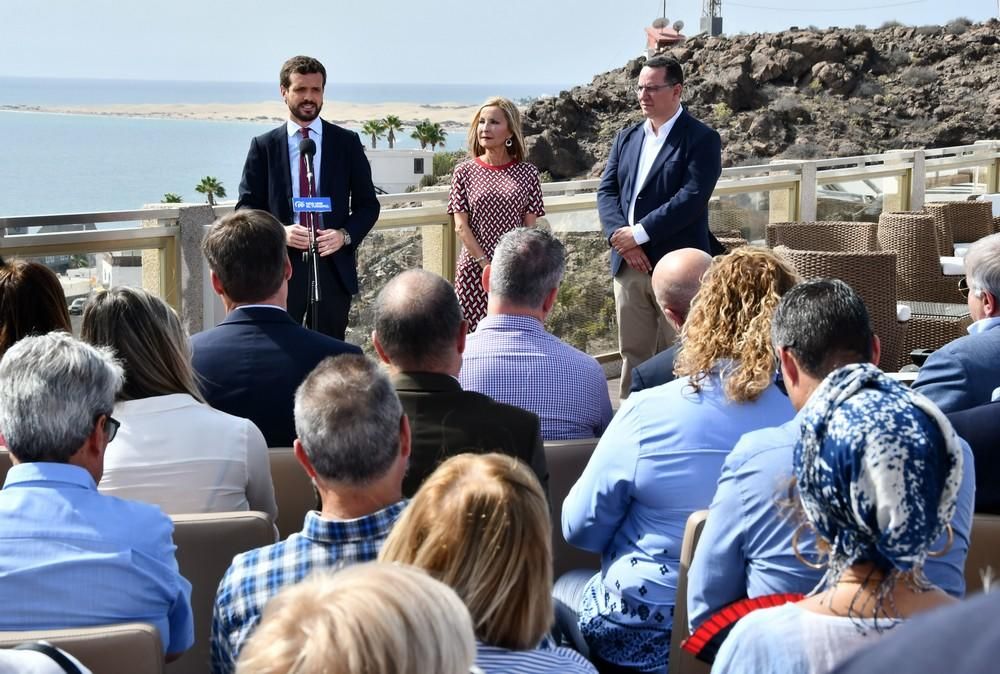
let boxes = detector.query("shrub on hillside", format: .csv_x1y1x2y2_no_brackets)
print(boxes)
900,66,938,86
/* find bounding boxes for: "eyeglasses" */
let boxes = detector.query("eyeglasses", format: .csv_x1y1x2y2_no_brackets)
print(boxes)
103,415,120,443
635,82,678,95
959,277,982,299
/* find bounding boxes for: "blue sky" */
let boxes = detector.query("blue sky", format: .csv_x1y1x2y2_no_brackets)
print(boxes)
1,0,995,87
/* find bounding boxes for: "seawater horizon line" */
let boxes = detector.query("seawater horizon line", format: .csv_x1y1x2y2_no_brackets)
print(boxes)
0,74,574,87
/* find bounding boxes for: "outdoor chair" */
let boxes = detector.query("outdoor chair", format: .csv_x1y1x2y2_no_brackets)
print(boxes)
0,623,163,674
666,510,710,674
924,201,994,251
765,221,879,252
774,247,907,372
269,447,319,541
877,212,966,304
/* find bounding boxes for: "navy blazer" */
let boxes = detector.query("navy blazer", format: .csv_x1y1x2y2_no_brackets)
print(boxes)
629,343,680,394
912,324,1000,414
598,110,722,276
236,120,380,294
190,306,362,447
948,401,1000,515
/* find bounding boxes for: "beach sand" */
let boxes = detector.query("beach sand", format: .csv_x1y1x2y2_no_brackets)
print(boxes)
0,100,481,127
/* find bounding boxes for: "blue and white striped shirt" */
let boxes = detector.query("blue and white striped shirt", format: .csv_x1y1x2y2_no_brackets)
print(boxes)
476,642,597,673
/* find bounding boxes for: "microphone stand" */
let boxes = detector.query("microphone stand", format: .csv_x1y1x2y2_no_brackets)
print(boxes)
302,156,322,332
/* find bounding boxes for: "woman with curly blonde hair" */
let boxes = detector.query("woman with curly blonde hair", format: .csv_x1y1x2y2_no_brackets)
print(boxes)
561,247,799,673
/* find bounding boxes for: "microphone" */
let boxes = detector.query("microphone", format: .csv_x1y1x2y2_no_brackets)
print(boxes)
299,138,316,197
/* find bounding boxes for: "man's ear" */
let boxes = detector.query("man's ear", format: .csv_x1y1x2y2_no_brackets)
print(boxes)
663,307,684,332
371,331,392,365
777,346,800,389
481,264,491,295
456,319,469,355
541,286,559,315
210,270,226,297
870,334,882,368
294,439,318,480
398,414,412,461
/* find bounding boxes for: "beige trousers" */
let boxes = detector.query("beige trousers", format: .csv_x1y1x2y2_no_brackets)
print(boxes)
614,265,676,399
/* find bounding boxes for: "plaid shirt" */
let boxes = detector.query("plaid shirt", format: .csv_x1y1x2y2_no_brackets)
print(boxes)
209,501,407,674
460,314,614,440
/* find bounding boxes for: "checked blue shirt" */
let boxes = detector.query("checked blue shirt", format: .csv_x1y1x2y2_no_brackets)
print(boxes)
209,501,407,674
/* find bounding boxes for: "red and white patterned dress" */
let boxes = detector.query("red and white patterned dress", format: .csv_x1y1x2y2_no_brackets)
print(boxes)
447,158,545,331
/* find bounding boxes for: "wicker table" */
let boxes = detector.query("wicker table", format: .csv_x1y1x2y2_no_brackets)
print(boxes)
901,301,972,365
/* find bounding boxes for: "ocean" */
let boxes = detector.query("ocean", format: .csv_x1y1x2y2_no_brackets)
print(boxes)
0,77,571,217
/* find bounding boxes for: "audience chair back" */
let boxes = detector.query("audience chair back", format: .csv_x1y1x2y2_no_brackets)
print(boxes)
774,247,906,372
965,514,1000,595
546,439,601,579
708,208,748,237
924,201,994,248
269,448,317,540
765,221,880,252
0,623,163,674
877,211,966,304
994,216,1000,234
667,509,710,674
0,450,11,487
167,512,276,674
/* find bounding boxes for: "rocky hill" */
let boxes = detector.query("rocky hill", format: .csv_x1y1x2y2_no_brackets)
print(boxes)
522,19,1000,178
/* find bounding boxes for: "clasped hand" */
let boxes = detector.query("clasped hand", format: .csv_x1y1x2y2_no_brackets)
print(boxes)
610,228,651,273
285,225,346,257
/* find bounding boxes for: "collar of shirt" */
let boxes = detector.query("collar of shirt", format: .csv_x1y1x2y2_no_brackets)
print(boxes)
285,119,323,141
643,104,684,141
475,313,547,335
3,462,96,490
300,500,408,545
968,315,1000,336
115,393,200,416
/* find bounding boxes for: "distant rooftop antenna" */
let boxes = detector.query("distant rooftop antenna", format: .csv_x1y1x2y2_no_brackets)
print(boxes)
701,0,723,36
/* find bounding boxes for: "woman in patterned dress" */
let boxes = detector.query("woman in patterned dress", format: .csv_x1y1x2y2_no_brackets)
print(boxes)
448,96,545,331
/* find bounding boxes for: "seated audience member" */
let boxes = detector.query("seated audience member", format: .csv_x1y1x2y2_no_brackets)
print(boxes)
830,590,1000,674
561,247,799,673
913,232,1000,413
948,400,1000,514
236,562,478,674
0,333,193,659
211,354,409,673
192,209,361,447
81,287,276,518
380,453,597,673
630,248,713,393
372,268,548,497
688,280,973,631
0,260,72,359
713,363,964,674
459,228,613,440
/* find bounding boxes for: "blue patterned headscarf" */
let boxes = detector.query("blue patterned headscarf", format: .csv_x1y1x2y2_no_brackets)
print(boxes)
794,363,963,589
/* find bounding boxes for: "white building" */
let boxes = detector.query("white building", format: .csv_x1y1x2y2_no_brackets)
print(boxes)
365,148,435,194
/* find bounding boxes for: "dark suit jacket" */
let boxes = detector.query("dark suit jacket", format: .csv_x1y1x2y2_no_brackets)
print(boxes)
190,306,361,447
912,325,1000,413
236,120,380,295
949,400,1000,514
629,343,681,394
392,371,549,499
598,110,722,276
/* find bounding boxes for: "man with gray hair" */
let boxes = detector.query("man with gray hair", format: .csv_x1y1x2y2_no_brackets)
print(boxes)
913,231,1000,412
0,333,194,660
459,228,613,440
372,268,548,497
210,354,409,674
630,247,713,393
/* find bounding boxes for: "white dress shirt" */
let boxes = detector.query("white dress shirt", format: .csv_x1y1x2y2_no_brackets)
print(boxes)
286,119,323,224
99,393,277,519
627,104,684,245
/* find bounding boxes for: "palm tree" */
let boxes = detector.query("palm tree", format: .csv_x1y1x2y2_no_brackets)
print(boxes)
382,115,404,149
425,122,448,151
361,119,387,149
161,193,182,203
410,119,440,150
195,177,226,206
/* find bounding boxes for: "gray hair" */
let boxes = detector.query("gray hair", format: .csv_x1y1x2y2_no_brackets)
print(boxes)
0,332,123,463
294,354,403,484
965,232,1000,298
374,270,463,370
489,228,566,308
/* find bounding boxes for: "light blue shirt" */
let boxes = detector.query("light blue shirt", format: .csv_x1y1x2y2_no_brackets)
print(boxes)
562,373,795,621
0,463,194,654
967,314,1000,335
286,118,323,225
475,642,597,673
687,413,975,630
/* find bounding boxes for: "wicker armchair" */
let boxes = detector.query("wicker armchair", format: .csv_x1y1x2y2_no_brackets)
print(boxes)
773,246,907,372
717,236,749,253
708,207,749,236
877,211,966,304
924,201,994,247
765,221,880,251
994,216,1000,234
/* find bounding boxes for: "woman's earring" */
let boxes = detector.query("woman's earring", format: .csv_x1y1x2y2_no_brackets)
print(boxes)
505,138,513,148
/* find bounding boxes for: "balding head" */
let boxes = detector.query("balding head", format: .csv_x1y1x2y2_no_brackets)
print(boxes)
373,269,465,374
651,248,713,329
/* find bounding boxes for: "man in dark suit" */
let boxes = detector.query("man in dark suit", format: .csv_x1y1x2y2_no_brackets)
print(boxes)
912,232,1000,413
192,209,361,447
598,55,722,398
371,268,548,498
236,55,380,340
949,401,1000,514
630,247,712,393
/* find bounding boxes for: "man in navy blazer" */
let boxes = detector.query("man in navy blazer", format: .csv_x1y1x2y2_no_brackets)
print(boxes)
237,55,380,340
948,401,1000,514
192,209,361,448
598,55,722,397
913,232,1000,413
